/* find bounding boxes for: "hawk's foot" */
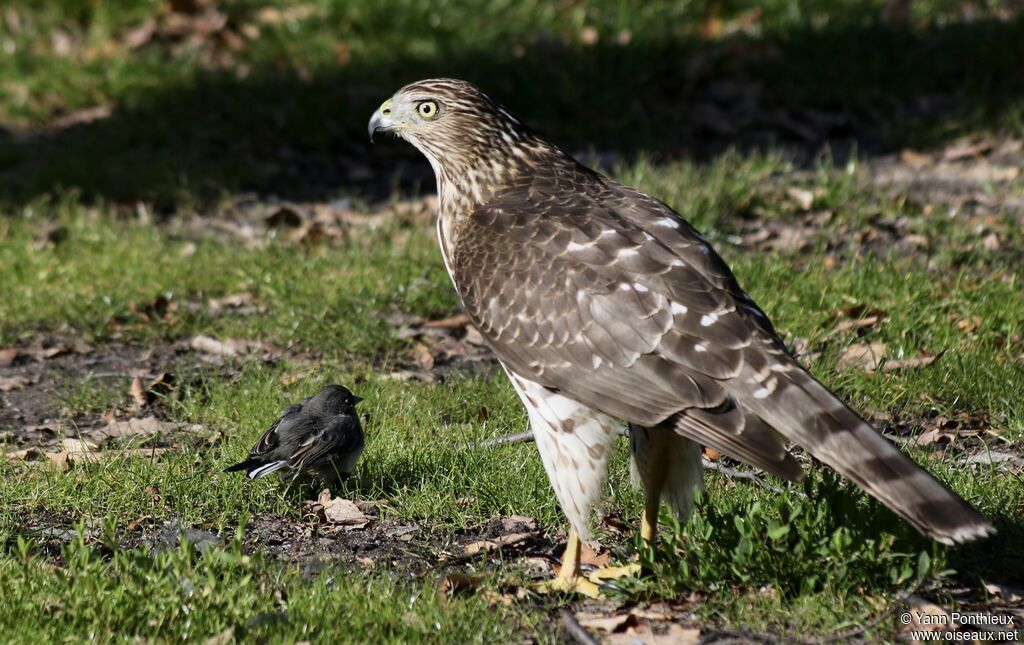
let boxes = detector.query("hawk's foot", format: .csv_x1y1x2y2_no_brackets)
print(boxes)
533,572,602,598
586,560,642,583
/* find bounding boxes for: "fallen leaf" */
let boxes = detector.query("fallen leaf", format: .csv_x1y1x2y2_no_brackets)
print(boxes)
837,342,887,372
579,541,611,568
190,335,258,357
955,315,983,333
0,347,18,367
130,377,148,407
984,582,1024,603
605,624,701,645
422,313,470,330
900,149,934,168
464,325,487,346
97,416,186,442
439,573,484,597
5,448,44,464
462,532,533,555
123,17,157,49
314,489,369,529
962,451,1021,466
575,612,638,633
831,305,889,332
410,343,434,370
702,447,721,461
880,351,940,372
0,375,33,391
501,515,537,532
982,232,1002,251
786,187,814,211
904,595,953,634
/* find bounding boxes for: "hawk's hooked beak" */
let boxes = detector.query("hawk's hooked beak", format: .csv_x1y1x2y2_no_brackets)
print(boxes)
368,98,395,143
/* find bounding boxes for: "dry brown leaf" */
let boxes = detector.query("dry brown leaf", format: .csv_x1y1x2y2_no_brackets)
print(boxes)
982,232,1002,251
702,447,721,461
314,489,369,529
0,375,33,392
0,347,18,367
579,541,611,568
422,313,470,330
880,351,939,372
130,377,148,407
462,540,498,555
831,305,889,332
410,343,434,370
837,342,887,372
98,416,178,442
254,4,316,25
462,532,533,555
956,315,983,333
501,515,537,532
207,293,262,317
5,448,44,464
464,325,487,346
900,149,934,168
575,612,638,633
605,624,700,645
190,335,257,357
904,595,953,634
786,187,815,210
439,573,484,597
123,17,157,49
984,582,1024,603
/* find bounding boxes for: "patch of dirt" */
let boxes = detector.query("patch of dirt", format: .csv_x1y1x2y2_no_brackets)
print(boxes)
0,333,298,449
383,312,499,383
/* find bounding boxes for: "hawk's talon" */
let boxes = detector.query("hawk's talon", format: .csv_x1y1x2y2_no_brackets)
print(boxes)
587,560,643,583
532,573,602,599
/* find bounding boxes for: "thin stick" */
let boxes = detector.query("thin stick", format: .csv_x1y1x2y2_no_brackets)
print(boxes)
561,610,600,645
701,459,786,495
479,431,536,447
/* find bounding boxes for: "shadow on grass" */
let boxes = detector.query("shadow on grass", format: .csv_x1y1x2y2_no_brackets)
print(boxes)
1,15,1022,211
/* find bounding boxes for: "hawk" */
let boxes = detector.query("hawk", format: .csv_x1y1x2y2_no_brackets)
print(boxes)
369,79,993,596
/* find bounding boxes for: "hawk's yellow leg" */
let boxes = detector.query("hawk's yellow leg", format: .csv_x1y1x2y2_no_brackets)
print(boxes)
534,528,602,598
587,480,660,582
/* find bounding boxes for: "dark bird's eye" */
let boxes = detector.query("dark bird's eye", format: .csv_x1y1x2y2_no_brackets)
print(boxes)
417,101,438,119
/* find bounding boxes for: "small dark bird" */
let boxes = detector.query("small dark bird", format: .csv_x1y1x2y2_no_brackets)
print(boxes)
225,384,364,482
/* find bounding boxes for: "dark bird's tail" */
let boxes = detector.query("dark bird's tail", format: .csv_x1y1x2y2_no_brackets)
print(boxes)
224,458,287,480
732,343,994,544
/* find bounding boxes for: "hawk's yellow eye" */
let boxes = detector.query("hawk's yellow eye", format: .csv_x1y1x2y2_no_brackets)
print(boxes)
417,101,438,119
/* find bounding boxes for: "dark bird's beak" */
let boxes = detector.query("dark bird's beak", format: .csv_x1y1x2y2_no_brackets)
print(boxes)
368,99,394,143
352,395,363,405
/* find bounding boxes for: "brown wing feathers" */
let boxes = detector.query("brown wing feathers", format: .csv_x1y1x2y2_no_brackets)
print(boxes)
453,165,993,544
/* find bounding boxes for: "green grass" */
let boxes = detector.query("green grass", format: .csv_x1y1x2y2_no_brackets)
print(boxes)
2,150,1022,640
1,0,1023,641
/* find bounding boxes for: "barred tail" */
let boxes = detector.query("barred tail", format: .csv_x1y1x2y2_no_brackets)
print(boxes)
732,347,994,544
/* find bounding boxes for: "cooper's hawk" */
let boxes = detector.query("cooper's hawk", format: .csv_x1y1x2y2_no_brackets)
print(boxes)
226,384,364,483
369,79,993,595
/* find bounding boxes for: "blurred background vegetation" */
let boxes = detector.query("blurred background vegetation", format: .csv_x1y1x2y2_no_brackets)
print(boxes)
0,0,1021,209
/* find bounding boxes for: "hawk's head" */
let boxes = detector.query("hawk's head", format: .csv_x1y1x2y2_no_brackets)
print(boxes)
369,78,539,183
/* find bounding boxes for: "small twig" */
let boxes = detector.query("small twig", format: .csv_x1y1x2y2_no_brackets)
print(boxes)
479,431,536,447
561,610,600,645
701,459,786,495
